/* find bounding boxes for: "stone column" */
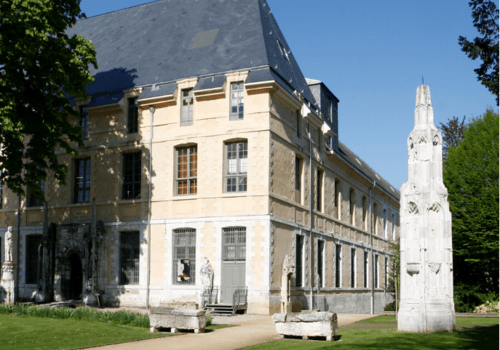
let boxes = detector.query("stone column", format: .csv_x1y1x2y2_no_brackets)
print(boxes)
2,227,16,304
398,85,455,332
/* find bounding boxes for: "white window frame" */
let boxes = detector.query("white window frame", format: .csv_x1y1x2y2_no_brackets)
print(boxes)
173,228,196,285
374,254,380,288
181,89,194,126
225,141,247,193
230,82,244,120
317,239,326,288
391,213,396,240
176,145,197,195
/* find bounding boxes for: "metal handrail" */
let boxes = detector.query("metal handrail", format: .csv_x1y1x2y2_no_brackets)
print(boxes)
232,286,248,308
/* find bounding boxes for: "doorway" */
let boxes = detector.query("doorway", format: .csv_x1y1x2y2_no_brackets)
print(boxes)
62,253,83,300
221,227,246,304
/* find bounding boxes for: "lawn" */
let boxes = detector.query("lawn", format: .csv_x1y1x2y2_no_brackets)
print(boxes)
247,317,499,350
0,314,170,350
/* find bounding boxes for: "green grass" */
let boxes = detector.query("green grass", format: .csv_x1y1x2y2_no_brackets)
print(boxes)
246,318,499,350
357,315,499,327
0,314,169,350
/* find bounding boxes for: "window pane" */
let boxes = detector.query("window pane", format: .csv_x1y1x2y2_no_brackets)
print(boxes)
173,229,196,285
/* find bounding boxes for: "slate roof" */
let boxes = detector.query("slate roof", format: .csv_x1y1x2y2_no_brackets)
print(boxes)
66,0,316,104
338,141,400,199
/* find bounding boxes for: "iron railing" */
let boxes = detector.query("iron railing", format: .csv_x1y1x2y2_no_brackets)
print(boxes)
201,286,219,308
232,286,247,308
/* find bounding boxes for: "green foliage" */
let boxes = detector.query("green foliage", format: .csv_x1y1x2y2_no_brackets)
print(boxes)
458,0,499,105
439,116,469,160
0,0,97,198
0,304,150,328
443,110,499,294
205,314,212,326
384,302,396,311
454,283,499,313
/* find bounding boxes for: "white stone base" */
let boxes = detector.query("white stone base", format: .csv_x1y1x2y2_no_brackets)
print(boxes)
272,312,338,341
398,301,455,332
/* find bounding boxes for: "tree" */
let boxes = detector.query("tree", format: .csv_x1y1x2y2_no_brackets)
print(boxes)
388,240,400,320
0,0,97,200
439,116,469,160
458,0,499,105
443,109,499,295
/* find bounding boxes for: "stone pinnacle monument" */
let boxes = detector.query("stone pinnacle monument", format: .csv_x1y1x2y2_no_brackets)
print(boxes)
398,85,455,332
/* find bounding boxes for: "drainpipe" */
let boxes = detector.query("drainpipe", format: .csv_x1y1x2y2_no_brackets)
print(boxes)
146,106,154,310
308,123,314,310
369,181,376,314
15,196,21,304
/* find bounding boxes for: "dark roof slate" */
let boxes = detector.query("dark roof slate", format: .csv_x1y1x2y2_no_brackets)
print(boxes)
338,141,400,199
66,0,316,104
139,82,177,100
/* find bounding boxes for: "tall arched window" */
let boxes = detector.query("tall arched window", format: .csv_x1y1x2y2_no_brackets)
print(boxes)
335,179,341,220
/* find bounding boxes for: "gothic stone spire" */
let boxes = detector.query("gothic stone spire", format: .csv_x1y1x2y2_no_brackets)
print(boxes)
398,85,455,332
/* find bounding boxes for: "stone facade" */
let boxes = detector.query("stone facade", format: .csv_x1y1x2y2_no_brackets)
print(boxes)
398,85,455,332
0,0,400,314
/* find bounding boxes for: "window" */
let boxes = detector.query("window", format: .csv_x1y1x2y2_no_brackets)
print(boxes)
362,196,367,230
391,213,396,240
127,97,138,133
222,227,246,261
383,209,388,239
80,105,89,140
119,231,139,285
181,89,193,126
317,240,325,288
173,228,196,285
295,156,302,204
363,251,369,288
349,188,355,225
26,235,42,284
122,152,141,200
296,235,304,287
28,180,45,207
350,248,356,288
225,142,247,192
374,254,379,288
296,110,301,138
230,82,244,120
335,244,342,288
335,179,341,219
373,203,378,235
316,169,323,212
74,158,91,203
176,146,197,195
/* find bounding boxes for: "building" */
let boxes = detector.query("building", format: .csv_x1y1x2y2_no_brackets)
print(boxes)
0,0,400,314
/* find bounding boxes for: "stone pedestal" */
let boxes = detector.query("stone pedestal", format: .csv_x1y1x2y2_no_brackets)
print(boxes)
398,85,455,332
272,312,338,341
1,262,16,305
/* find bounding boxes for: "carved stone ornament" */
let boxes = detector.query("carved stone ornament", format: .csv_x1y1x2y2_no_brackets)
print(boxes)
4,226,14,263
406,263,420,275
1,262,15,280
408,202,419,215
432,134,439,146
429,262,441,274
282,254,295,277
429,203,440,212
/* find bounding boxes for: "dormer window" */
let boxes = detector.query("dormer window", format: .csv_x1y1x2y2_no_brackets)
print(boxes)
277,40,289,61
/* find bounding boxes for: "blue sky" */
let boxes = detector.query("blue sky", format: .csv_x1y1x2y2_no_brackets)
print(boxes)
80,0,497,189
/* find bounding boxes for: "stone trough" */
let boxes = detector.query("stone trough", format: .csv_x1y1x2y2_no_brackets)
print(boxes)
149,307,206,334
272,311,338,341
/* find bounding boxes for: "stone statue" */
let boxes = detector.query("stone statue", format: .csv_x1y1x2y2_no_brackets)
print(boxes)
398,85,455,333
200,258,214,289
280,255,295,313
4,226,13,262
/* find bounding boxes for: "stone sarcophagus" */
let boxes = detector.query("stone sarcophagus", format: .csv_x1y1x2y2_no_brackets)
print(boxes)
272,312,338,341
149,307,206,334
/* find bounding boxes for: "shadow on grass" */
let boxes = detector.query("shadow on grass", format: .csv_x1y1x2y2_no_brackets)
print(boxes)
312,326,499,350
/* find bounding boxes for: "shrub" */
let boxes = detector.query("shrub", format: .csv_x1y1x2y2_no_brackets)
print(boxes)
454,283,499,313
384,302,396,311
205,315,212,326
